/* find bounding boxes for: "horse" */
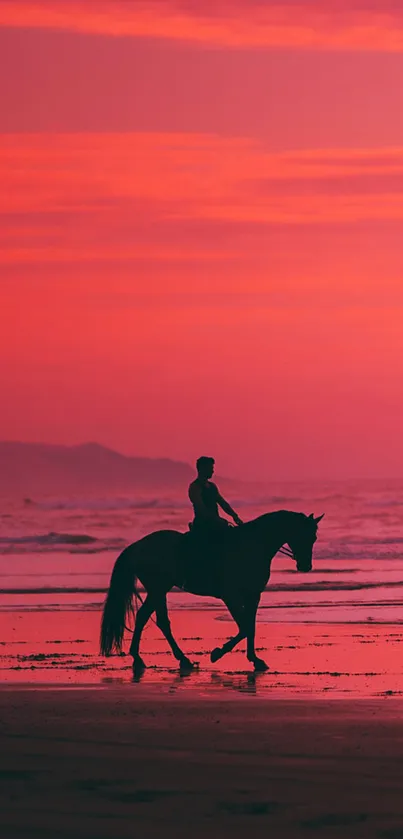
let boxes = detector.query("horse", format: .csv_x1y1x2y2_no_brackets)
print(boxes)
100,510,324,673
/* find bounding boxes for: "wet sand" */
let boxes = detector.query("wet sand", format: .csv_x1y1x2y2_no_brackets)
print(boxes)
1,608,403,696
2,609,403,837
2,688,403,838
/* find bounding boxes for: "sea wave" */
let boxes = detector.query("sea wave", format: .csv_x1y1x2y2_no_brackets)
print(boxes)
0,532,126,554
314,537,403,559
341,537,403,545
29,495,302,511
1,579,403,595
32,497,187,511
365,499,403,508
0,532,97,545
1,531,403,558
315,548,403,560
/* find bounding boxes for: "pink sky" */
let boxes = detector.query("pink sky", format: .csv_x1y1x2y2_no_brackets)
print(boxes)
1,1,403,480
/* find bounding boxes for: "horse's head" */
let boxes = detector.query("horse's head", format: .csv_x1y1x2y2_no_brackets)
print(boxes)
286,513,324,572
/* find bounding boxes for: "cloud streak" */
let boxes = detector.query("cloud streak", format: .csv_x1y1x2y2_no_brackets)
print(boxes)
2,133,403,224
2,0,403,51
2,132,403,312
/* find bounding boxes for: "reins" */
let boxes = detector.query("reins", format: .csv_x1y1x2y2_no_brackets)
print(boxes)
278,545,295,558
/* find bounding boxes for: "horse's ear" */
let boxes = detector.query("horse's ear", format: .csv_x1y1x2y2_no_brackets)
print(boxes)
308,513,314,519
314,513,325,523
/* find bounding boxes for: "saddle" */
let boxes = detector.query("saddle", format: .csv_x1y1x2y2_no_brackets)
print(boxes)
178,520,232,594
188,519,232,534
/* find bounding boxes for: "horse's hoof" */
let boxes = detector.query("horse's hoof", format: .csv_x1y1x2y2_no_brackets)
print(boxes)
253,658,269,672
179,657,196,672
210,647,223,663
132,656,146,674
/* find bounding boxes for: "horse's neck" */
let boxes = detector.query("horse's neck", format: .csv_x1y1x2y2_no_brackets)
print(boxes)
238,512,291,589
252,510,294,554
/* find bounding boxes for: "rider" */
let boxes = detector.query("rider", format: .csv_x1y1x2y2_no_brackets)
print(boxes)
188,456,243,534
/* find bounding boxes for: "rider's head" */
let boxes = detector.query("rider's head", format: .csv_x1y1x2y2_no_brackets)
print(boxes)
196,456,215,480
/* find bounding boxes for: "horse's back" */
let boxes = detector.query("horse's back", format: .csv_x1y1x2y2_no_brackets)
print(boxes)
124,528,183,554
119,529,183,587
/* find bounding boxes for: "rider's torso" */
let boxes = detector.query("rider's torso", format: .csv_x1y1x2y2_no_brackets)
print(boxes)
189,479,220,520
200,481,219,516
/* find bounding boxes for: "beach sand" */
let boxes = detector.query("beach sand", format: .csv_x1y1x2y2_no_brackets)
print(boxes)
2,689,403,838
2,609,403,837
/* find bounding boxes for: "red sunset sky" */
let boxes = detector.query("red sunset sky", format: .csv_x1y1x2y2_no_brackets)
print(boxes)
1,0,403,480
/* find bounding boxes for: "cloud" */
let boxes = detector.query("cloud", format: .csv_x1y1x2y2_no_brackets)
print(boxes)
2,0,403,51
3,132,403,210
253,171,403,196
2,133,403,272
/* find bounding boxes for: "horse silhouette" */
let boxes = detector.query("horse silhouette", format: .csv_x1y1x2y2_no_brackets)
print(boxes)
100,510,323,673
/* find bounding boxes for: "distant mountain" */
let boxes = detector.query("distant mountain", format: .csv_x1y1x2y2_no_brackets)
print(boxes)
0,441,194,495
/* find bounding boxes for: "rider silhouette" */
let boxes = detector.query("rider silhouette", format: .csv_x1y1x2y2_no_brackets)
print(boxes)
188,456,243,534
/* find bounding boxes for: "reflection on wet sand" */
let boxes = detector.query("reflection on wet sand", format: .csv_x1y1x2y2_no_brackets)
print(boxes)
2,608,403,697
102,667,265,696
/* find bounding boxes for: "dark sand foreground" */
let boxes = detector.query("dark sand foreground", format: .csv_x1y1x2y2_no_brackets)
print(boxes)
1,688,403,838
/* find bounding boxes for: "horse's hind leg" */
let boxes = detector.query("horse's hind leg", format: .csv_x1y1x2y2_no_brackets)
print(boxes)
129,594,155,672
155,596,195,671
210,595,246,663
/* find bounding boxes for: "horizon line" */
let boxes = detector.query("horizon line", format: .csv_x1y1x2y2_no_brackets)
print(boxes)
0,440,402,484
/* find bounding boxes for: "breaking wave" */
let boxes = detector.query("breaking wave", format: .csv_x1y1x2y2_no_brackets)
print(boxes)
33,497,187,511
2,579,403,596
0,532,126,554
29,495,301,512
1,532,403,559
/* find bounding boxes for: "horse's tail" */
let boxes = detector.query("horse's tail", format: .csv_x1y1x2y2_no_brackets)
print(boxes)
100,547,139,656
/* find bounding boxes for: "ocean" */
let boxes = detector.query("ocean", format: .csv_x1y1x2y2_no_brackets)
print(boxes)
1,479,403,625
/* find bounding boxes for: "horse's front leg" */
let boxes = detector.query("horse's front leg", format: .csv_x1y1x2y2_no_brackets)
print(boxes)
210,595,246,663
245,593,269,671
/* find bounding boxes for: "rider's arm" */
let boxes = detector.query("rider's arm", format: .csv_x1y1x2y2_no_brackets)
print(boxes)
217,492,243,525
